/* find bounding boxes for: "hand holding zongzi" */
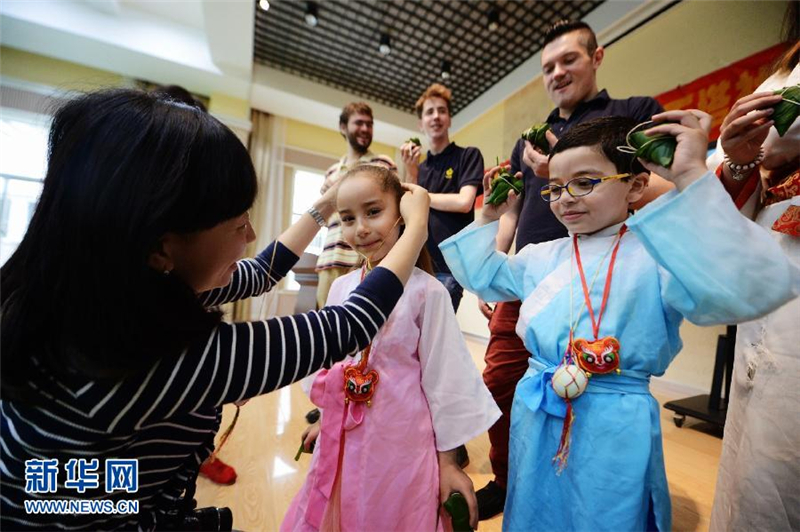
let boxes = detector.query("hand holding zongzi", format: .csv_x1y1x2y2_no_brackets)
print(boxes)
521,126,558,178
635,110,712,191
718,91,782,168
521,123,552,154
486,167,523,206
400,139,423,176
444,492,474,532
294,421,319,460
479,166,522,224
772,84,800,136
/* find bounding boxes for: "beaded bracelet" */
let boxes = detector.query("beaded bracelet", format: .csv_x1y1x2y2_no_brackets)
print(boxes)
724,148,764,182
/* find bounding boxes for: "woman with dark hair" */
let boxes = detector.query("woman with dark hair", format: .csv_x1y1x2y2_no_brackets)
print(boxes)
0,88,430,530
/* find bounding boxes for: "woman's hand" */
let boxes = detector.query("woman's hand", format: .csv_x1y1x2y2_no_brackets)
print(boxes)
278,181,339,256
301,421,320,452
320,171,340,194
439,450,478,530
719,91,780,164
479,166,521,225
314,179,339,221
639,109,712,192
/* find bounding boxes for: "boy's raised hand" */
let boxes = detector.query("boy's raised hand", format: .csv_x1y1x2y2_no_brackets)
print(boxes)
640,109,712,191
479,166,521,225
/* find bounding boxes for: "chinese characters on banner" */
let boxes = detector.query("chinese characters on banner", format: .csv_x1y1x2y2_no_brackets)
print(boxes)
655,43,788,141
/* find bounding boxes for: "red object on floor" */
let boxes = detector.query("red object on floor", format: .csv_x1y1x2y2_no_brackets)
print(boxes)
199,457,237,485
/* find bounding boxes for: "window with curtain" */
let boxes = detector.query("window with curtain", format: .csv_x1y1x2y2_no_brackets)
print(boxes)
1,109,50,265
286,168,326,290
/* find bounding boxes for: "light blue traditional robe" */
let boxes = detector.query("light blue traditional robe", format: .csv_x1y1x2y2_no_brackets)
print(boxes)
440,173,800,532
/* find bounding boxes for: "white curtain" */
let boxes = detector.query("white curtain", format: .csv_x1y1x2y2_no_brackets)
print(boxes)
233,110,286,321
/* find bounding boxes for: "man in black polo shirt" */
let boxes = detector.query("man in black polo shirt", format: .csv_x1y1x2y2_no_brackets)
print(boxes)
474,20,671,520
401,83,484,312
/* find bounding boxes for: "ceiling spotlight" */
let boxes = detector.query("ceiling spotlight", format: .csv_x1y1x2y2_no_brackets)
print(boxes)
379,33,391,56
488,7,500,31
441,60,451,80
258,0,270,11
304,2,319,27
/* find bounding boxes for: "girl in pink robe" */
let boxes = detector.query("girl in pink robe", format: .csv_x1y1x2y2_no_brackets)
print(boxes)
281,164,500,532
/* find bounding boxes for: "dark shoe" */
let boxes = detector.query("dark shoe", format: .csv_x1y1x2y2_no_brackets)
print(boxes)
455,444,469,468
476,480,506,520
305,408,320,424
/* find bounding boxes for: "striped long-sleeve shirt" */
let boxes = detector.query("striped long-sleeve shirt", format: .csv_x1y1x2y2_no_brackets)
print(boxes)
0,242,403,531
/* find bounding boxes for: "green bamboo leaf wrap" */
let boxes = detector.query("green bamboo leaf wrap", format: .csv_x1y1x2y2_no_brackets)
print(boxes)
629,130,677,168
772,84,800,137
443,493,473,532
486,169,523,205
521,123,551,154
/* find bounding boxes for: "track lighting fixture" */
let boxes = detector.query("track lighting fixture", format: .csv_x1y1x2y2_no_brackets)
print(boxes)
379,33,391,56
305,2,319,27
488,7,500,31
441,60,451,80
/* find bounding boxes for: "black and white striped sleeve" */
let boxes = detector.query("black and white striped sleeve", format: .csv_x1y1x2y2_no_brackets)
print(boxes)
199,241,298,307
101,267,404,430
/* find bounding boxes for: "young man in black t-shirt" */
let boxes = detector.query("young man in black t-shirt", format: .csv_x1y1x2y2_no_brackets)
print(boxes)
401,83,485,312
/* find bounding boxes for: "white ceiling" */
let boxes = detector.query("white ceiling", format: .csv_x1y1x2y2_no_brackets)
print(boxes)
0,0,668,145
120,0,206,30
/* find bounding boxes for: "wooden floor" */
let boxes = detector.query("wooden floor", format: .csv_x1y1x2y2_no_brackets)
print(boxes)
196,340,722,532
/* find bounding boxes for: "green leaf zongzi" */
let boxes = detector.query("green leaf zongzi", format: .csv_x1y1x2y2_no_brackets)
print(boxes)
772,84,800,137
486,167,523,205
623,128,677,168
521,123,551,154
443,492,473,532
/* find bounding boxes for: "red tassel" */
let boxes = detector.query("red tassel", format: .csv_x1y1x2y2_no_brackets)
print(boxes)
207,404,240,462
553,401,575,475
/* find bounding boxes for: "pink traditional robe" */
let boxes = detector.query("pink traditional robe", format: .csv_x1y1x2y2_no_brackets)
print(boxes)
282,268,500,532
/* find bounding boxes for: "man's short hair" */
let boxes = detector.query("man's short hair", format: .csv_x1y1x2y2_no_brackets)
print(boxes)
549,116,647,175
543,20,598,56
414,83,452,118
340,102,373,127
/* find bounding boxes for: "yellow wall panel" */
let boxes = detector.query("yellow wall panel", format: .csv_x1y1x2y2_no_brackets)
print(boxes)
284,118,396,161
1,46,123,91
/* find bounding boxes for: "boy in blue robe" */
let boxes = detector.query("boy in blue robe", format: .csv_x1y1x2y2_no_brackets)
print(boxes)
440,112,800,532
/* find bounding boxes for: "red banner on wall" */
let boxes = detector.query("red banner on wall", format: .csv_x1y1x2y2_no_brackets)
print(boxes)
655,43,787,141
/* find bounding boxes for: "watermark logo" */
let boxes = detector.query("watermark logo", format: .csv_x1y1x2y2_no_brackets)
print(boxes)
105,459,138,493
24,458,139,515
24,459,59,494
65,458,100,494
